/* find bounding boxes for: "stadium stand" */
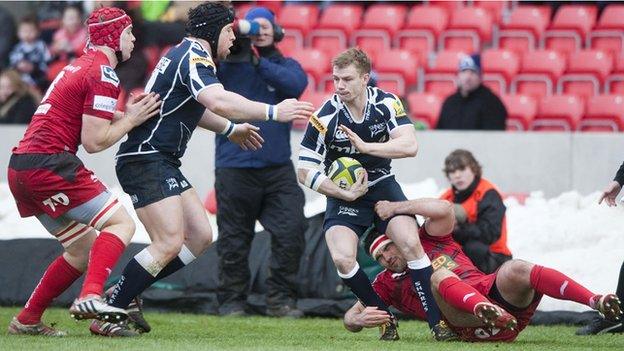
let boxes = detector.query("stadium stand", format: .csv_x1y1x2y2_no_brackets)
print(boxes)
557,50,613,100
501,94,537,131
580,94,624,132
406,92,443,128
533,94,585,131
511,50,566,100
440,7,493,52
543,5,597,56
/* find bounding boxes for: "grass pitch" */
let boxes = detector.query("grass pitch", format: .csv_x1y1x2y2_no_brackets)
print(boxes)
0,307,622,351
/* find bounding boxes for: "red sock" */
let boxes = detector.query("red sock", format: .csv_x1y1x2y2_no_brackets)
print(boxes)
530,265,598,307
438,276,491,315
79,232,126,298
17,255,82,324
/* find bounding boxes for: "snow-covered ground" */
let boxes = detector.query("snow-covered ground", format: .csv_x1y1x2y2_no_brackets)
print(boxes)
1,180,622,312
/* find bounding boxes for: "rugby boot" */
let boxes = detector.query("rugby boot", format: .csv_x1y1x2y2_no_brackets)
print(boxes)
595,294,622,322
7,316,67,337
379,316,399,341
89,319,139,337
105,286,151,333
431,320,459,341
474,302,518,330
576,316,623,335
70,295,127,322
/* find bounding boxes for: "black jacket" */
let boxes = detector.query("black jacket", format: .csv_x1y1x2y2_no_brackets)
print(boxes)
436,84,507,130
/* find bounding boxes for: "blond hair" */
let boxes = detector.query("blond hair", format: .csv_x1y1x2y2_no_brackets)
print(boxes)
332,48,371,75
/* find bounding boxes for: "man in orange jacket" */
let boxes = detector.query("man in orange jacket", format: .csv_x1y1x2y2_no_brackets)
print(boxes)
440,149,512,274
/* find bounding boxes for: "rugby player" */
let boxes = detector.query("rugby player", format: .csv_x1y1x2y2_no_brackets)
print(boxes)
7,7,162,336
344,198,623,342
100,2,314,336
297,48,449,341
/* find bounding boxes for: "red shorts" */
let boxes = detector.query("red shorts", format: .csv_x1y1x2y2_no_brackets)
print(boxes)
8,153,107,218
449,272,542,342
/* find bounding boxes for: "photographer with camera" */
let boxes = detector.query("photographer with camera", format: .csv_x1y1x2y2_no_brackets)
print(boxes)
215,7,308,318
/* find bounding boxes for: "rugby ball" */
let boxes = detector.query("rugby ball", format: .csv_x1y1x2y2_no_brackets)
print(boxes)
327,157,365,190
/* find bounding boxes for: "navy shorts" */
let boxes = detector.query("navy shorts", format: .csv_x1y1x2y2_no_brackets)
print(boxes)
115,153,192,209
323,176,408,236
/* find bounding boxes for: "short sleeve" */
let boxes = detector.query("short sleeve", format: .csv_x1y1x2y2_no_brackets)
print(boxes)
83,65,120,120
182,45,221,100
382,93,411,133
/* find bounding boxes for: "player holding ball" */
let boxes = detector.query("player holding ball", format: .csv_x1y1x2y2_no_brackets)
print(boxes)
297,48,453,341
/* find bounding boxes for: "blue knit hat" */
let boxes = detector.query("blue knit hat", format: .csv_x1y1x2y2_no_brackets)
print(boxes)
458,54,481,74
245,7,275,24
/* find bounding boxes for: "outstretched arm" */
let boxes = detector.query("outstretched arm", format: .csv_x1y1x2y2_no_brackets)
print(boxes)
375,198,455,237
344,301,390,333
197,109,264,151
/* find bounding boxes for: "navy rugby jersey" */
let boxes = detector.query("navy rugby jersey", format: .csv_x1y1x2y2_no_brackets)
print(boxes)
117,38,220,160
299,86,411,186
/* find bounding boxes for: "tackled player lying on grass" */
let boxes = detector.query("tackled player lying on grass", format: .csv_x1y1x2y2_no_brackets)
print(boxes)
344,198,622,342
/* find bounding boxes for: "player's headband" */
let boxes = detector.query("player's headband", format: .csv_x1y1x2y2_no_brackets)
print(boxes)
86,7,132,52
369,234,392,260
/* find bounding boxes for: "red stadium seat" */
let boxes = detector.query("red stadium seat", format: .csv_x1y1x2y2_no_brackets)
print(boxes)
498,6,551,55
395,6,448,65
277,32,303,57
406,92,443,128
351,33,388,62
557,50,613,100
290,49,329,81
474,0,509,23
589,6,624,57
375,74,406,96
309,32,346,60
351,4,407,61
277,4,319,37
511,50,566,100
532,94,584,131
482,74,506,95
596,4,624,30
501,94,537,131
256,0,283,16
440,7,493,52
424,51,465,97
482,49,520,84
428,0,465,13
314,4,363,36
543,5,597,56
580,95,624,132
374,50,419,86
234,3,255,18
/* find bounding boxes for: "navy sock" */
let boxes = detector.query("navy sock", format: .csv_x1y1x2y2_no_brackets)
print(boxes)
341,267,392,314
155,257,185,280
409,265,442,329
108,258,158,309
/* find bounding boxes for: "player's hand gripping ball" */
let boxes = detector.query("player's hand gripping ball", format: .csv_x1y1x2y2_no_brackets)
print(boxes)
327,157,365,190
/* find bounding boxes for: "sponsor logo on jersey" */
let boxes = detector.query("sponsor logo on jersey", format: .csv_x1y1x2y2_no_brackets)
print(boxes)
42,192,70,212
431,254,459,271
130,194,139,204
191,55,215,69
309,114,327,134
34,103,51,115
338,206,358,217
64,64,81,73
392,99,407,118
329,144,357,154
155,56,171,74
334,128,349,142
93,95,117,113
180,180,189,188
166,177,179,190
369,122,386,138
100,65,120,86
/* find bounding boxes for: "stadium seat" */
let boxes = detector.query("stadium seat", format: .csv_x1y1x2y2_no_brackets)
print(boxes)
427,0,465,13
511,50,566,100
290,49,329,81
313,4,363,37
580,95,624,132
474,0,509,23
234,3,255,17
482,49,520,85
352,4,407,61
532,94,584,131
501,94,537,131
543,5,597,56
424,51,465,97
375,74,406,96
395,6,449,66
557,50,613,100
588,5,624,58
277,4,319,38
406,92,443,128
440,7,492,52
278,33,303,57
606,74,624,95
309,33,346,60
374,50,419,87
497,6,551,55
482,74,506,95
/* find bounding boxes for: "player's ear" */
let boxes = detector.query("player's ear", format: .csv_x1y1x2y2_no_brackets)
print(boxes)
362,72,370,83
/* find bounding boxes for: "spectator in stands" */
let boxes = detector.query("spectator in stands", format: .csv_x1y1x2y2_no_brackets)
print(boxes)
215,6,307,318
440,149,512,274
436,54,507,130
9,16,50,91
50,5,86,62
0,69,37,124
0,6,17,69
